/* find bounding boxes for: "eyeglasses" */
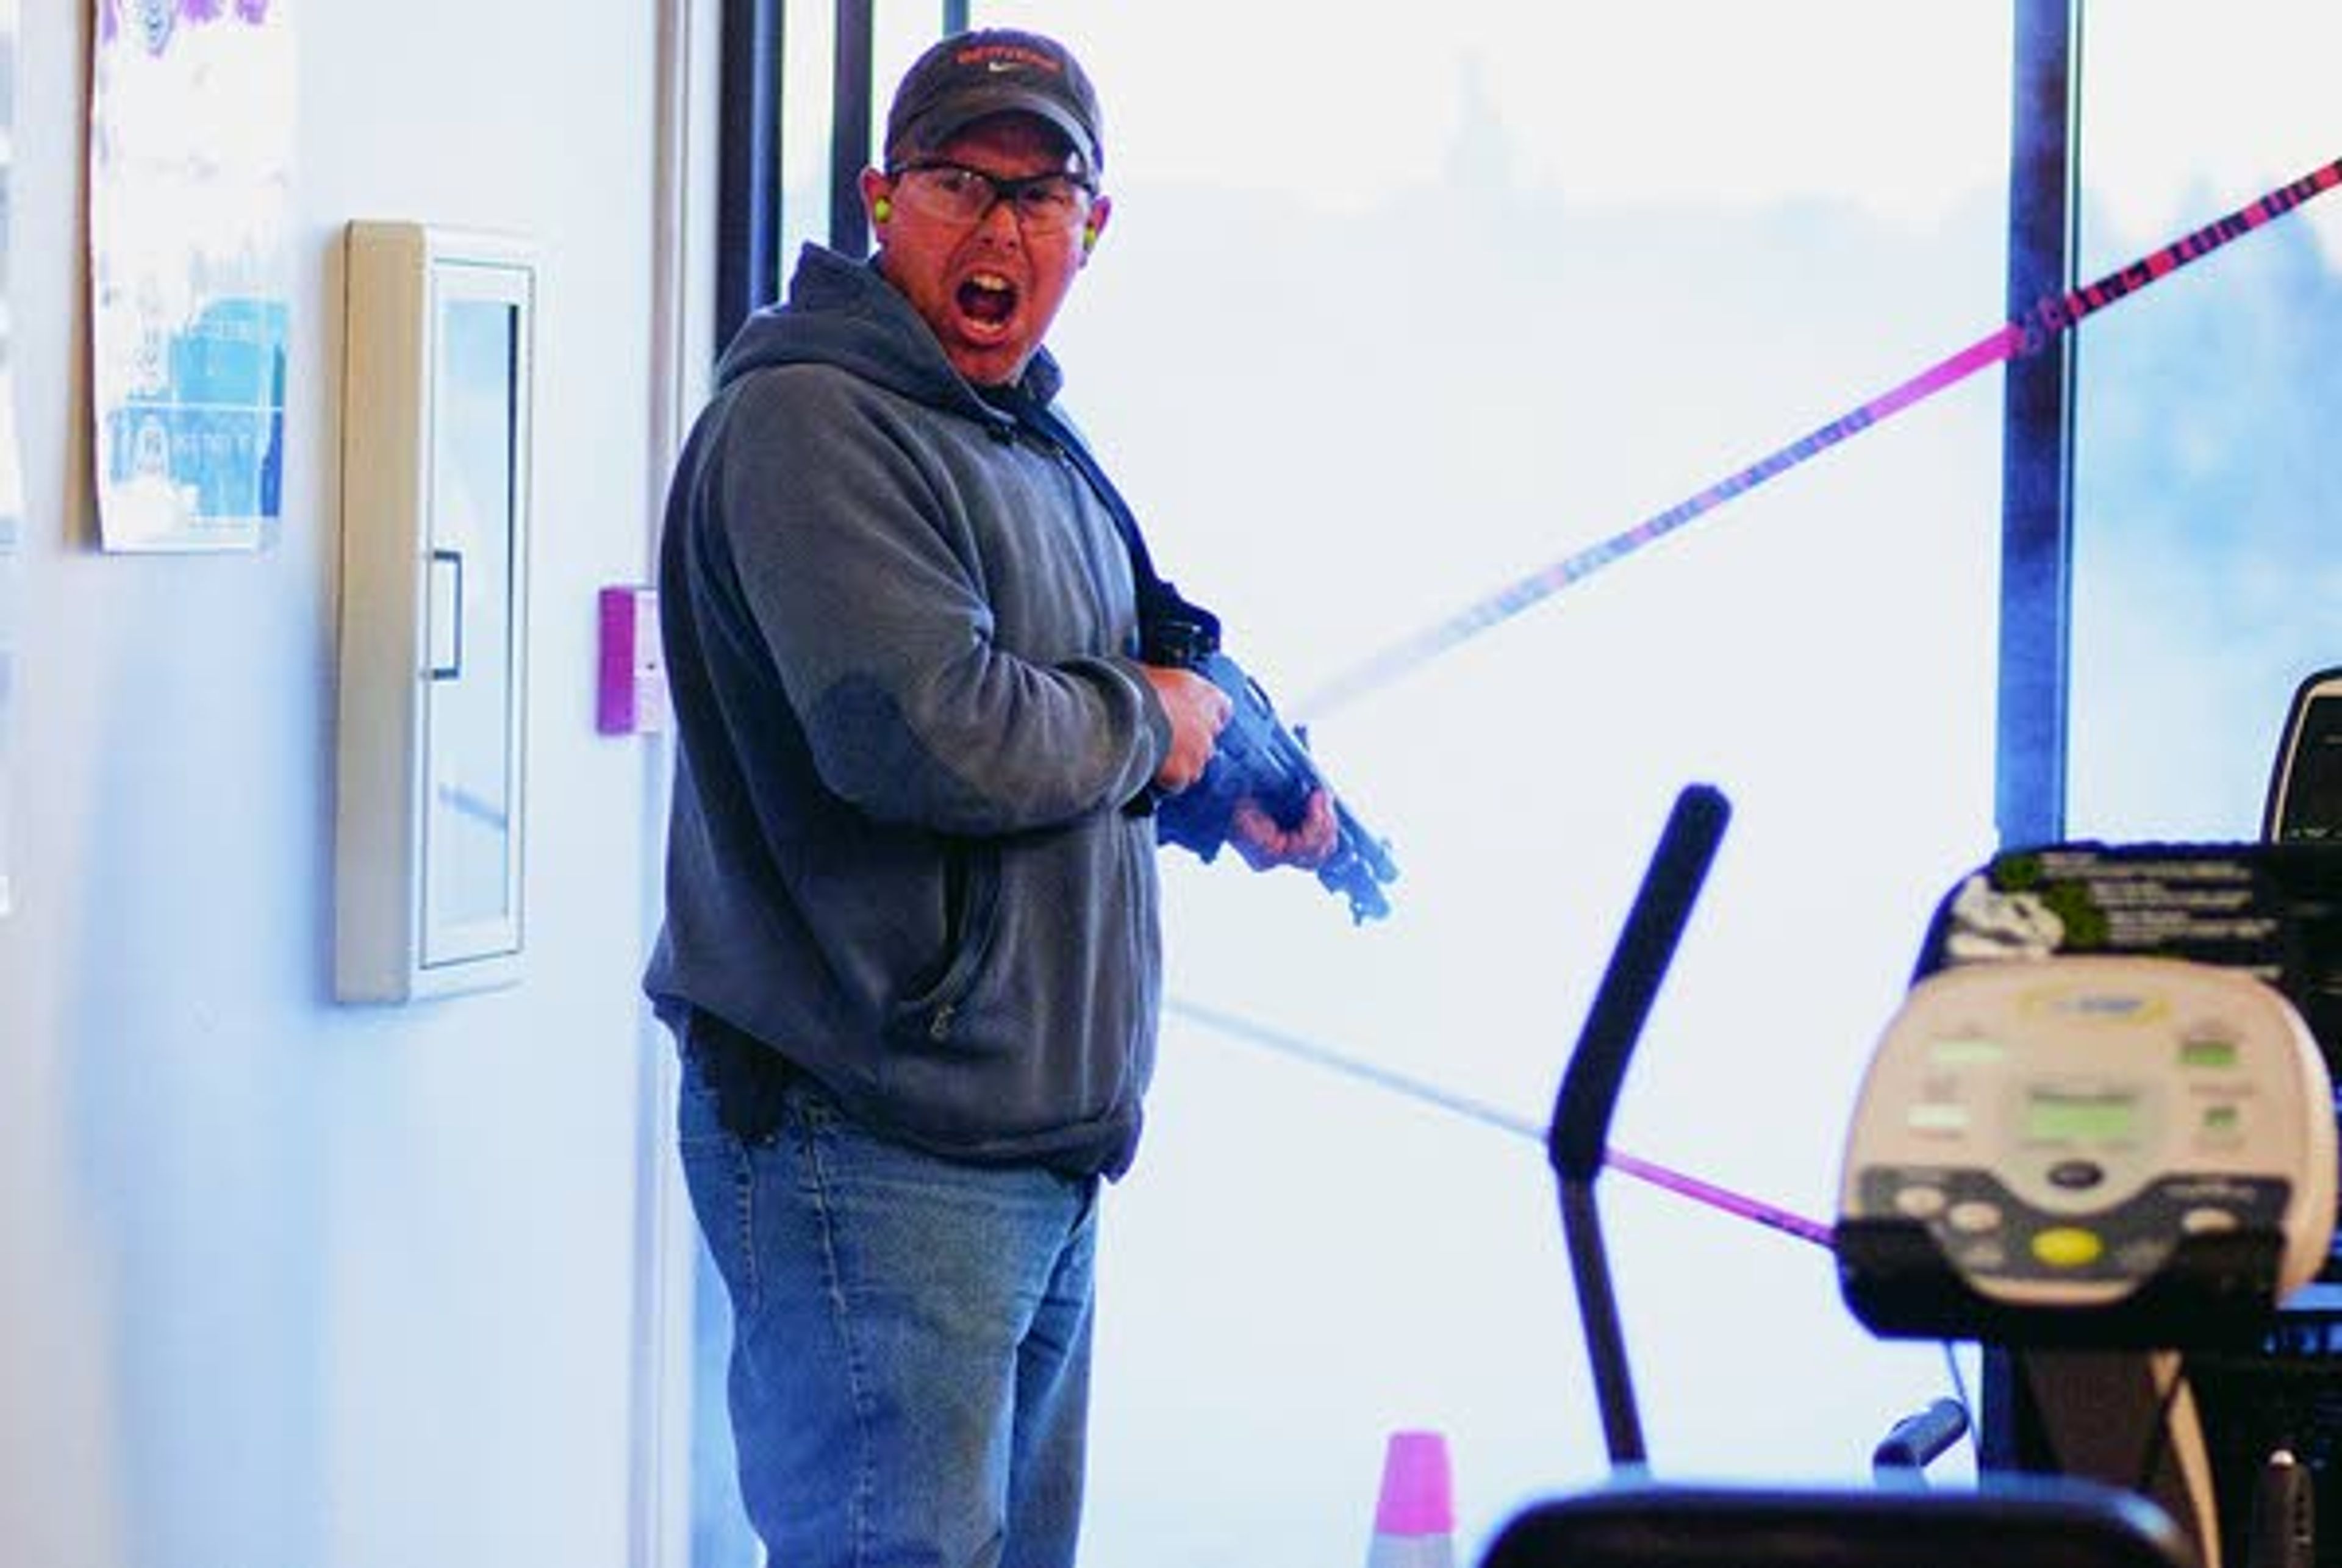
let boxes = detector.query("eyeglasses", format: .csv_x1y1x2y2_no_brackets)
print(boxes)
886,161,1097,235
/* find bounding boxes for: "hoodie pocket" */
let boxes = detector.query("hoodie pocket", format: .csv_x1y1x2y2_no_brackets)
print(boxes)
886,840,1003,1047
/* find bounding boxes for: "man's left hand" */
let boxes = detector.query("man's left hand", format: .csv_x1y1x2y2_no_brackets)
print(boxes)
1228,789,1338,872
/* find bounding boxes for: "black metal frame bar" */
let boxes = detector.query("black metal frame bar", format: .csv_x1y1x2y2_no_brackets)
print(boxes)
828,0,875,256
1996,0,2081,847
716,0,784,354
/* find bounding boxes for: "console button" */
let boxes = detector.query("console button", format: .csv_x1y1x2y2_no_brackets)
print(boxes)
2047,1159,2105,1190
2032,1227,2105,1269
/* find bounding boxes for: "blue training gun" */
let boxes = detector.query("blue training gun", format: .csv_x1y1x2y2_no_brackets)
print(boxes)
1141,584,1400,924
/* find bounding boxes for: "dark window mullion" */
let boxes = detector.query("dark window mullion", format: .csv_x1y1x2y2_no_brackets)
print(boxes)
1980,0,2082,1491
717,0,785,354
829,0,876,256
1996,0,2081,848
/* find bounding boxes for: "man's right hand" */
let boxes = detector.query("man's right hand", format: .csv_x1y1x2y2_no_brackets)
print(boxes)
1140,664,1231,793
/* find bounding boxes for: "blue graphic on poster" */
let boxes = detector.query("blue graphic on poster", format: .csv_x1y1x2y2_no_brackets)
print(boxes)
90,0,293,551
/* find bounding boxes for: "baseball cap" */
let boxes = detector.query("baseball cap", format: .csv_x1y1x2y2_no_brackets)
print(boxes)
884,29,1105,176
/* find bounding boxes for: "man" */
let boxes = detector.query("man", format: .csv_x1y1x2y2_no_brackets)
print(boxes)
645,27,1335,1567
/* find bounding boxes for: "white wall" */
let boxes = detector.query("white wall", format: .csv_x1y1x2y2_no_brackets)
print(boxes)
0,5,693,1566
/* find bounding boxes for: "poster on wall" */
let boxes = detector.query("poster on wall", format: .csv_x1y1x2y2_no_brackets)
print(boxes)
89,0,292,553
0,0,21,915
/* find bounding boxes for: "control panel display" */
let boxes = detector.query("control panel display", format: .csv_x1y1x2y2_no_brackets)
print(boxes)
2024,1088,2140,1145
1840,956,2335,1311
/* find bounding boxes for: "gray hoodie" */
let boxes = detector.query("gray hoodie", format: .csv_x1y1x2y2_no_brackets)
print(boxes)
644,245,1174,1178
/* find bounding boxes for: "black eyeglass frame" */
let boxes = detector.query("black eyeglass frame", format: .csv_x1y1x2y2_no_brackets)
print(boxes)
883,159,1100,231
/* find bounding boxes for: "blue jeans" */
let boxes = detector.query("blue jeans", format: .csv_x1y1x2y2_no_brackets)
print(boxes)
678,1042,1100,1568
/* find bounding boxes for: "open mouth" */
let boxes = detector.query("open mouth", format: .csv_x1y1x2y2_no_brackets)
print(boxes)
956,272,1019,331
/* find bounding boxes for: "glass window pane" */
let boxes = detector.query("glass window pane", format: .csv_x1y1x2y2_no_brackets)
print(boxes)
423,292,522,964
788,5,954,266
778,2,837,267
872,2,943,168
2070,2,2342,839
950,4,2011,1556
